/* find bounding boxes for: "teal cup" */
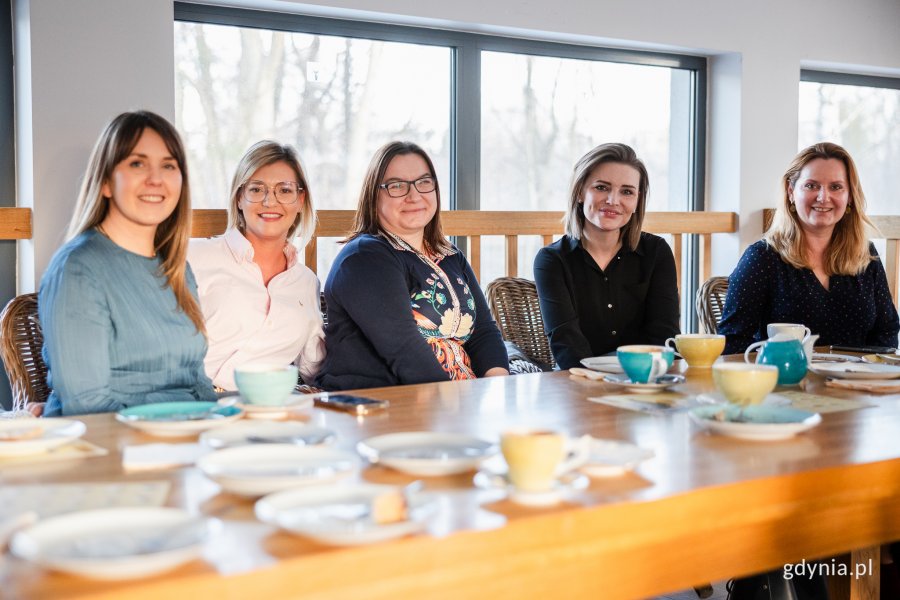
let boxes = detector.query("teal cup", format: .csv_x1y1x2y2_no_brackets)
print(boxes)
233,364,298,406
616,345,675,384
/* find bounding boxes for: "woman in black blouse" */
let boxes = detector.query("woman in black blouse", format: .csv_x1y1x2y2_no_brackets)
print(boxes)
533,142,680,369
719,142,899,354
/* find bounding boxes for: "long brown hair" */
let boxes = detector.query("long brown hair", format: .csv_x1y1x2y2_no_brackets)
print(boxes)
227,140,316,245
67,110,205,333
345,141,452,255
765,142,875,275
563,142,650,251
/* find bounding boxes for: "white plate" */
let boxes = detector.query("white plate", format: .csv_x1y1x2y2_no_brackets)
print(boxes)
601,373,685,394
689,405,822,441
357,432,497,476
579,438,655,477
10,507,206,580
200,421,335,449
115,402,244,438
809,362,900,380
473,470,589,507
579,356,624,374
255,484,436,546
197,444,357,497
220,393,314,420
0,419,86,457
811,352,861,363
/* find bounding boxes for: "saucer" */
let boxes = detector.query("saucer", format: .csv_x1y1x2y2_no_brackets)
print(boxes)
473,470,589,507
357,432,497,476
579,438,655,477
116,402,243,437
601,373,685,394
689,405,822,441
255,483,437,546
579,356,624,374
220,393,314,420
10,507,207,580
809,362,900,380
0,419,86,457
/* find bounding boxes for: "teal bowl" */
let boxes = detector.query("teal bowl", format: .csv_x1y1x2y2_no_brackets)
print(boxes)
234,365,298,406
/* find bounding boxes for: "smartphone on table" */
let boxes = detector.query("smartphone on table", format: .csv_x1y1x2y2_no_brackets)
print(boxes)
313,393,389,415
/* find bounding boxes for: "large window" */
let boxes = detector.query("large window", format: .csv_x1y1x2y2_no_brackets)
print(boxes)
799,70,900,218
174,4,705,294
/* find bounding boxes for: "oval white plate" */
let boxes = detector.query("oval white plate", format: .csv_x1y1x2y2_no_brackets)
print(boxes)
601,373,685,394
200,421,335,449
579,356,624,374
10,507,206,580
0,419,86,457
357,432,497,476
197,444,357,497
473,470,589,507
689,405,822,441
811,352,861,363
220,393,314,420
809,362,900,380
579,438,655,477
255,483,436,546
115,402,244,437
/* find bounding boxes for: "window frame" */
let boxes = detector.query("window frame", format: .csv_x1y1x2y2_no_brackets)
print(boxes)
173,2,708,331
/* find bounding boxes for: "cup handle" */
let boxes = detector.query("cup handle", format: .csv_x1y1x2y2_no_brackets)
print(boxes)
664,338,683,359
557,435,591,475
744,341,764,363
649,355,669,380
802,327,812,342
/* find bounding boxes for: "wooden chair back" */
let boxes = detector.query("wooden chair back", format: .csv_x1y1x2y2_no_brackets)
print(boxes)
696,276,729,334
485,277,555,368
0,293,50,410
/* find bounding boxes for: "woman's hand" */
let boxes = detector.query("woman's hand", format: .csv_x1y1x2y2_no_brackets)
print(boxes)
483,367,509,377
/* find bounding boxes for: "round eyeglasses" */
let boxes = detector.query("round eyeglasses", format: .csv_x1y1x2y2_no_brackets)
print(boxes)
241,180,303,204
378,176,436,198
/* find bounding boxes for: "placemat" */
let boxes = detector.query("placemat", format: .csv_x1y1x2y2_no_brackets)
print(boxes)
0,439,108,469
777,390,872,413
0,481,171,519
588,393,689,414
824,379,900,394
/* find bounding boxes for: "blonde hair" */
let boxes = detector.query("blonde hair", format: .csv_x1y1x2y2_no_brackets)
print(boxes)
67,110,205,334
765,142,875,275
563,142,649,251
227,140,316,245
345,141,452,255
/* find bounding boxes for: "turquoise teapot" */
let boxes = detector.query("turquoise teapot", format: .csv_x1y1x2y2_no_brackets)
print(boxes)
744,333,808,385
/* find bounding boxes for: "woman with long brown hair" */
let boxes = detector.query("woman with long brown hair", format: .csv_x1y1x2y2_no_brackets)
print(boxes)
39,110,215,416
316,141,508,390
719,142,899,354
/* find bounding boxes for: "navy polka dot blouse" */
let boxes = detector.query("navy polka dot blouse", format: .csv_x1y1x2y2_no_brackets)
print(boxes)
719,240,900,354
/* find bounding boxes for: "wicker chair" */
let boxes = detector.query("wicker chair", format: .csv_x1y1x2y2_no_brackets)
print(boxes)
0,293,51,411
485,277,555,369
696,276,729,334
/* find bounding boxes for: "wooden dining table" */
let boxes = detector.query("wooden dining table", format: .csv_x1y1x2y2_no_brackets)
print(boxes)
2,358,899,600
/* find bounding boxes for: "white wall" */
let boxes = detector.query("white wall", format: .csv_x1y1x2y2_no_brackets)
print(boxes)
13,0,900,286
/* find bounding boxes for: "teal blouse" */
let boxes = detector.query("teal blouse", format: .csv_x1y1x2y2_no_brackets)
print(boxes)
39,230,215,416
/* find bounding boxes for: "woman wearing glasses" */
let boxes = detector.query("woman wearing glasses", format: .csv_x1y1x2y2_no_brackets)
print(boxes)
316,141,508,390
39,111,215,416
534,143,680,369
188,141,324,391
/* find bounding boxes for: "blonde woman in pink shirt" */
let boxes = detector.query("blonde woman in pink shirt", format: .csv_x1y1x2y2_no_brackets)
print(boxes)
188,141,324,391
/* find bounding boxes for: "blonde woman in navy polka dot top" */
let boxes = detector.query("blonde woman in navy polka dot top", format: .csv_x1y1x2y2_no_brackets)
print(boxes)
719,143,899,355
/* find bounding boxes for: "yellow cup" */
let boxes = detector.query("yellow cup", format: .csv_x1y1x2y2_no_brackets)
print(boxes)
665,334,726,368
500,429,587,492
712,363,779,406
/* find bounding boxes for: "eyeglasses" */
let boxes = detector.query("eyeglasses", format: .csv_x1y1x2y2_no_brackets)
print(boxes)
241,180,304,204
378,176,436,198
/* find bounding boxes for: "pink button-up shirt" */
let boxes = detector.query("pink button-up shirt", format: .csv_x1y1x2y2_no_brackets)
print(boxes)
188,228,325,390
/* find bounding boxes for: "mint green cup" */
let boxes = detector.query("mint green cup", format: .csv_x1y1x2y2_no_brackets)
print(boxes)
233,364,298,406
616,345,675,384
